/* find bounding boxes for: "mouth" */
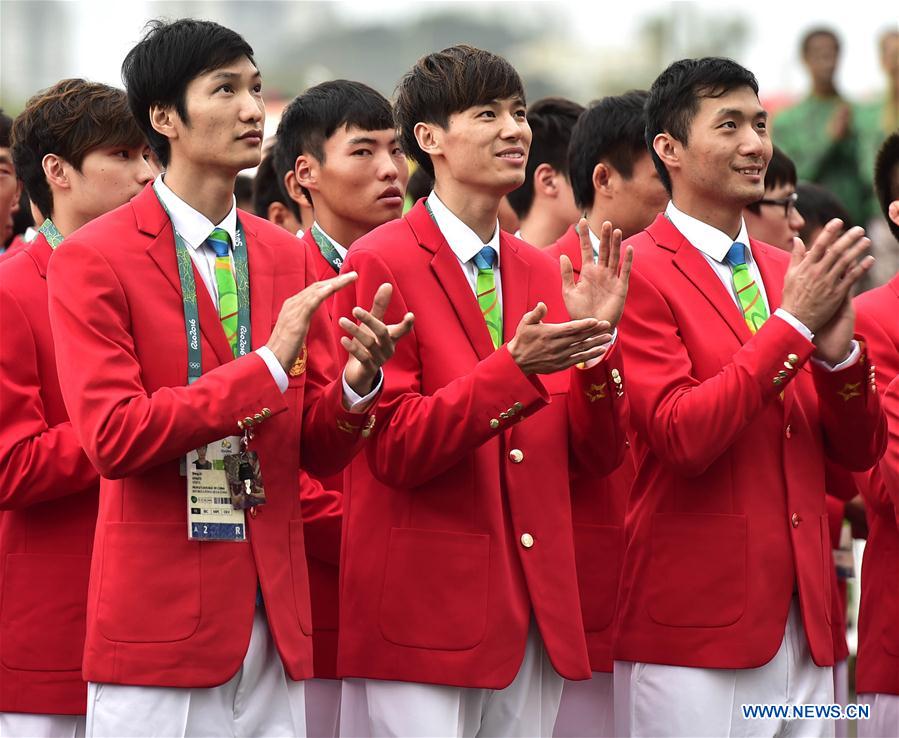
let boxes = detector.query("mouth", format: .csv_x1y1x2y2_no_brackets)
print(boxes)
496,147,526,163
736,165,763,180
377,186,404,206
238,131,263,143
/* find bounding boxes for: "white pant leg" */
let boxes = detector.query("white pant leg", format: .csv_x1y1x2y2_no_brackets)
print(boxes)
87,609,304,738
832,659,849,738
0,713,85,738
478,620,564,738
552,672,614,738
305,679,341,738
857,693,899,738
340,678,472,738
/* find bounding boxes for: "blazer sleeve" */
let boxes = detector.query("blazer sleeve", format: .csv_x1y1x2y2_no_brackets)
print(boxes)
620,267,820,477
299,471,342,567
333,247,551,489
876,374,899,528
0,284,98,508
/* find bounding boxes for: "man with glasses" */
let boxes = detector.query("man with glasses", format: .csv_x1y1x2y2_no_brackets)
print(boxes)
743,146,806,251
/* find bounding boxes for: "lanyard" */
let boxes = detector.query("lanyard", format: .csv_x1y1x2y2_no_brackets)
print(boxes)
155,192,252,384
310,223,344,273
38,219,64,250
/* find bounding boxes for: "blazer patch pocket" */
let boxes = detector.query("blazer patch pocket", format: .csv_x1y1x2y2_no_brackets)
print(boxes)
647,513,747,628
379,528,489,651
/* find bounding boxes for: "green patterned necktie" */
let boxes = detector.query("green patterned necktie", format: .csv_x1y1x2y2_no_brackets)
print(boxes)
725,241,768,333
473,245,502,348
206,228,239,356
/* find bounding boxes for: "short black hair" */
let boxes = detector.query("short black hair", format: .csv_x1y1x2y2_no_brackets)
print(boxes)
506,97,584,219
568,90,649,210
795,182,851,243
646,57,759,194
745,146,797,214
395,45,525,176
406,165,433,204
121,18,255,167
0,110,12,148
234,173,253,212
253,152,299,220
801,27,840,57
273,79,394,204
874,131,899,242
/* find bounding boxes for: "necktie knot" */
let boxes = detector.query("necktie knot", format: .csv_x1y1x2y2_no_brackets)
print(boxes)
472,245,497,271
206,228,231,258
725,241,747,268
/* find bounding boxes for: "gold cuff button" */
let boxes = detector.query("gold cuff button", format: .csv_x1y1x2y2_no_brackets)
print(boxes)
509,449,524,463
791,512,802,528
489,418,500,429
520,532,534,548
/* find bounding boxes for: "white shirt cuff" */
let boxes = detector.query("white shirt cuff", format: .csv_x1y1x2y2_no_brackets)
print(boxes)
257,346,289,393
811,340,861,372
773,308,814,342
342,368,383,413
582,328,618,370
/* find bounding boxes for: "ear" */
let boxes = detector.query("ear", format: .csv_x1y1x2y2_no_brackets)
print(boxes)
652,132,679,176
591,162,613,197
294,154,319,194
889,199,899,228
413,121,442,160
41,153,71,191
149,103,178,142
266,201,289,227
533,163,558,199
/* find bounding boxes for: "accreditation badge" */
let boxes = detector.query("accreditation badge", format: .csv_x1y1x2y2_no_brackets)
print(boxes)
186,436,247,541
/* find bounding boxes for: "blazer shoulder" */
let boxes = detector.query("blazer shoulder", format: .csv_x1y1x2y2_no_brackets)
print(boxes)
347,217,416,260
57,200,145,263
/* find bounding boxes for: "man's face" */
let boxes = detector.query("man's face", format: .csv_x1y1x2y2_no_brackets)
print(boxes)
608,152,668,239
436,97,532,196
674,86,772,210
0,147,21,243
804,34,840,89
308,125,409,230
744,181,806,252
171,56,264,174
68,144,154,223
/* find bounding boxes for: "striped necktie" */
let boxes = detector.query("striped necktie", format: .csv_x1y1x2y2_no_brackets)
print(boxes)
725,241,768,333
473,245,502,348
205,228,239,356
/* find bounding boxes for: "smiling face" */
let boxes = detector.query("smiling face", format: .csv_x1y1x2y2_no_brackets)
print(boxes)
427,96,532,196
666,86,772,217
164,56,265,175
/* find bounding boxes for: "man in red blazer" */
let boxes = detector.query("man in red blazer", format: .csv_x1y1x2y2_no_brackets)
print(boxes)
0,79,153,738
333,45,630,737
614,57,885,737
272,79,409,738
0,111,21,251
853,130,899,737
545,91,667,738
46,20,411,738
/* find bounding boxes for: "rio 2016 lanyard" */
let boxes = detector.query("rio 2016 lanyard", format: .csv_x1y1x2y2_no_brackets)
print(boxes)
38,219,65,250
154,192,253,382
310,223,344,274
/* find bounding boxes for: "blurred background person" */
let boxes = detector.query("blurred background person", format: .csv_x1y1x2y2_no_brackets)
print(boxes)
0,111,22,253
742,146,806,251
252,152,302,233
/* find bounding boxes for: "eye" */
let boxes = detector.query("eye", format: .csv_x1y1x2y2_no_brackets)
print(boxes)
215,84,234,94
720,121,737,129
756,120,768,130
113,149,130,160
253,83,263,94
477,110,496,119
351,149,372,157
392,146,404,157
514,109,527,119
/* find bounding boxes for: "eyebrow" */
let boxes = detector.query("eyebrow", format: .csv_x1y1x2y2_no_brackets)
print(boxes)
347,136,377,145
716,107,768,120
210,69,261,81
0,154,13,166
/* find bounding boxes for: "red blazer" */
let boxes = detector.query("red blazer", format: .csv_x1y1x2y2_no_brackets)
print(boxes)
614,214,885,669
46,184,374,688
332,200,628,688
0,234,99,714
298,227,343,680
854,276,899,695
545,225,635,673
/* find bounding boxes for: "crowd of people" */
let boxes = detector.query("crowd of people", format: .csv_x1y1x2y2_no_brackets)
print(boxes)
0,16,898,738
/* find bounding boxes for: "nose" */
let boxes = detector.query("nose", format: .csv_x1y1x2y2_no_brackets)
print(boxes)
240,89,264,123
375,149,400,182
789,205,806,234
499,111,525,141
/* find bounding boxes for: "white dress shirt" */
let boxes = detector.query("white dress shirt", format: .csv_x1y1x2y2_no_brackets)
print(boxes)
665,201,858,370
153,175,379,408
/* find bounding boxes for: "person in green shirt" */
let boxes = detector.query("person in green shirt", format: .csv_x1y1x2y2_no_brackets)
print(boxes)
774,27,873,226
856,29,899,186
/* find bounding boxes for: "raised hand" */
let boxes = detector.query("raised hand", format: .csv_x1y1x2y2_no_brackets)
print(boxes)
507,302,613,376
266,272,359,373
338,282,415,395
561,218,633,329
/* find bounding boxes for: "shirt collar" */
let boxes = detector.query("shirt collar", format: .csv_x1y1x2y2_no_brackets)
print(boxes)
311,221,348,259
665,200,751,263
153,174,238,252
426,191,500,266
587,227,600,258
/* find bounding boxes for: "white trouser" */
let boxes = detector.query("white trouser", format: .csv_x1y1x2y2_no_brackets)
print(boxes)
553,672,614,737
833,659,848,738
306,678,341,738
614,598,834,738
339,619,564,737
0,713,85,738
857,693,899,738
86,608,305,737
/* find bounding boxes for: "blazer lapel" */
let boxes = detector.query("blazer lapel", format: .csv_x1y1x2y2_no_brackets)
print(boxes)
138,186,235,368
407,202,496,361
499,233,530,344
